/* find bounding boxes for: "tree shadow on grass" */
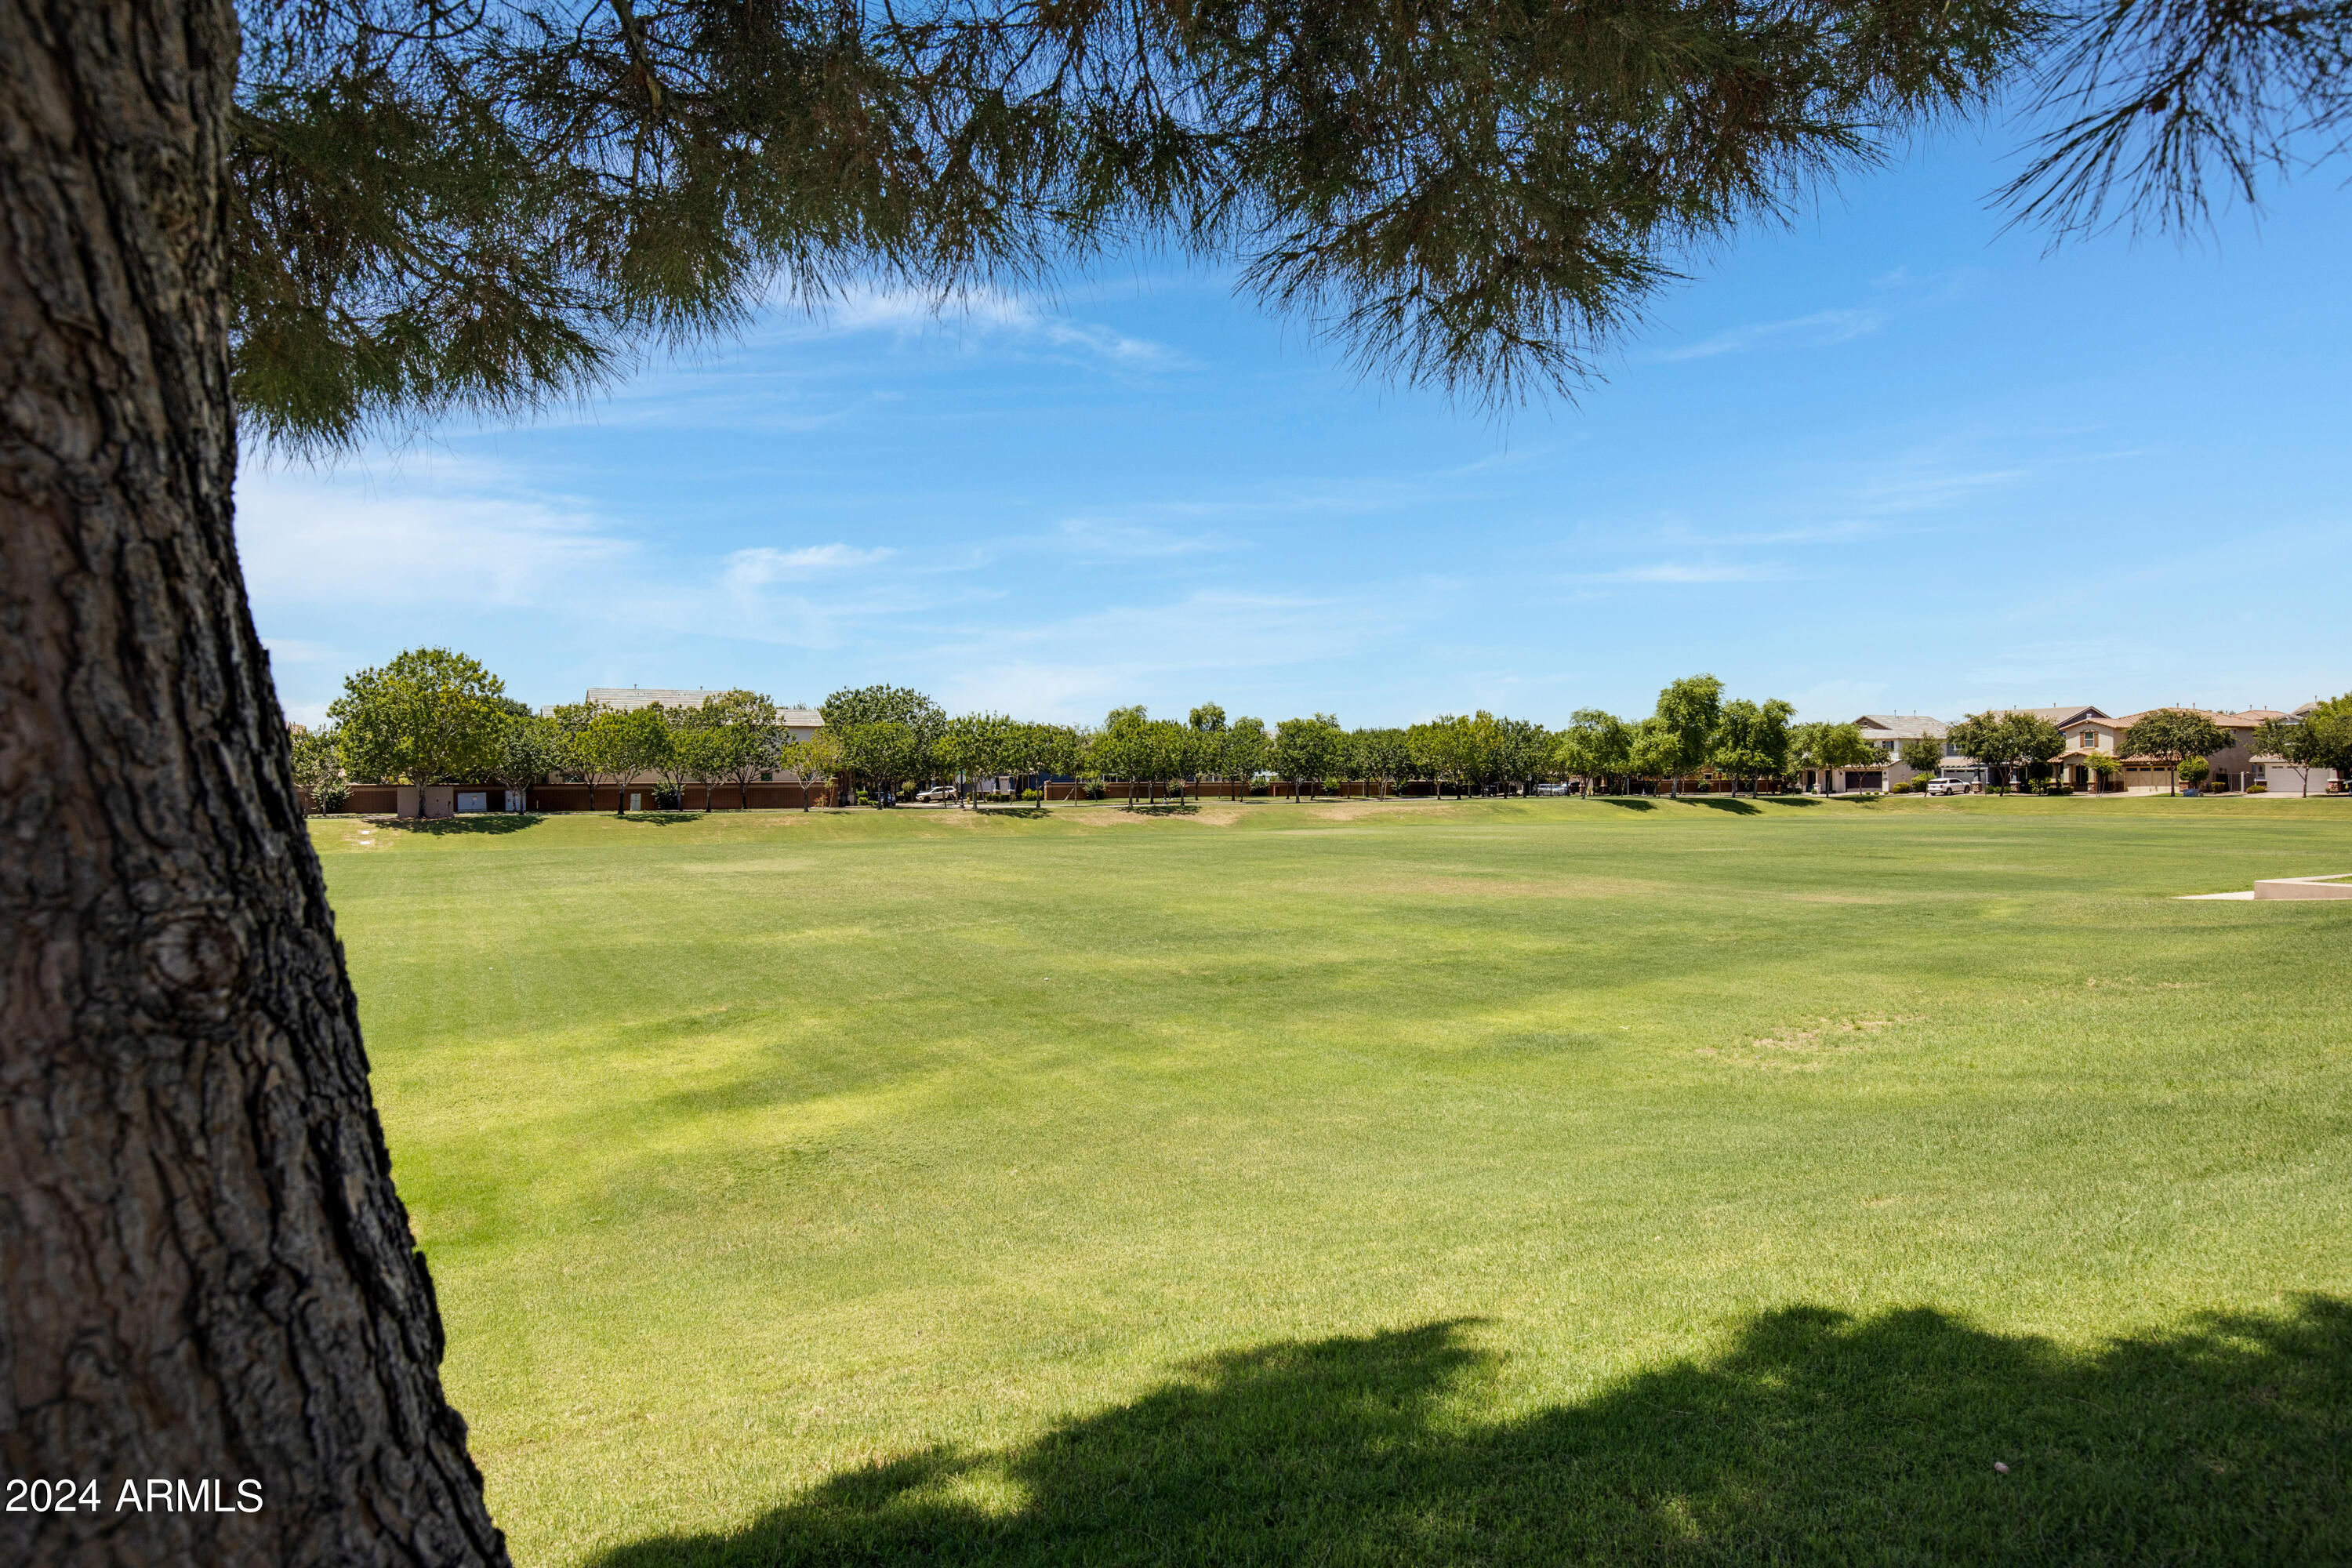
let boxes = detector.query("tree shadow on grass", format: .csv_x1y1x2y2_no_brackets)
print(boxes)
1688,797,1765,815
594,1298,2352,1567
1595,798,1659,811
376,814,544,836
974,806,1054,820
619,811,705,826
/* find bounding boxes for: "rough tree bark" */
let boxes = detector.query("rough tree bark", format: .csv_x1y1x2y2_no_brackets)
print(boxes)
0,3,506,1563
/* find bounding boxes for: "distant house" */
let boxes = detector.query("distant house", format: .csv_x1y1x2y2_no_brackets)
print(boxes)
550,688,825,746
2250,700,2339,796
534,688,830,811
2058,708,2287,793
1942,706,2107,789
1851,714,1951,791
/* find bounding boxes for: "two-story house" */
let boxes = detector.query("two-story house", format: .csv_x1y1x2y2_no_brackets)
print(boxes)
2057,709,2286,793
1942,706,2107,790
2253,700,2343,796
1849,714,1951,791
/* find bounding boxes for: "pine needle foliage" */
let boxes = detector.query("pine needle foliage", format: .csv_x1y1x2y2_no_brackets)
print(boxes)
232,0,2045,448
2002,0,2352,240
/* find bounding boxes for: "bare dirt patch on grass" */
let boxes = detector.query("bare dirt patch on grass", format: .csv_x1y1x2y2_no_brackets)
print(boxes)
1345,873,1679,901
1698,1017,1911,1072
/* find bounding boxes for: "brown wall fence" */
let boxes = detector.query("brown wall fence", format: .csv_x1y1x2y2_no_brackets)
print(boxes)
1040,780,1486,801
301,780,840,815
303,775,1809,816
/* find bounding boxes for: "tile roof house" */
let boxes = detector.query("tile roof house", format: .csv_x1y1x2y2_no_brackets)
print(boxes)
2255,703,2344,795
572,688,824,732
531,688,832,810
2058,709,2285,793
1853,714,1951,789
1940,706,2108,789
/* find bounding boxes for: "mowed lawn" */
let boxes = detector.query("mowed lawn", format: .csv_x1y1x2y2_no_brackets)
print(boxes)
314,796,2352,1566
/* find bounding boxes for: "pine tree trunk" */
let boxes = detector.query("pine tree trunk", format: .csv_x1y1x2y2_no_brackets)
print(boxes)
0,4,507,1564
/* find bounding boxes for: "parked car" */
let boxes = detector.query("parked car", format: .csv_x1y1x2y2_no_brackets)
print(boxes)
913,786,958,804
1534,782,1573,796
1926,779,1971,797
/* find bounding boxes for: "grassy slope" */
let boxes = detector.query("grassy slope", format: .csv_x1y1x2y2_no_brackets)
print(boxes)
314,796,2352,1565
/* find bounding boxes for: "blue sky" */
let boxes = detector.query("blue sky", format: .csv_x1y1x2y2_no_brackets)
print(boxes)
239,110,2352,731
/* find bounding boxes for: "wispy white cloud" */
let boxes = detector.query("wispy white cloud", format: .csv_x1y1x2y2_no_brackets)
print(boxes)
929,587,1427,721
722,543,895,586
1573,560,1794,585
1651,518,1875,547
797,284,1189,370
235,457,635,611
1658,307,1887,362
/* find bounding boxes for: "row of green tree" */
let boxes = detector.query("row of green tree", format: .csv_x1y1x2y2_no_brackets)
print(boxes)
290,650,833,813
1939,705,2352,795
289,648,2352,811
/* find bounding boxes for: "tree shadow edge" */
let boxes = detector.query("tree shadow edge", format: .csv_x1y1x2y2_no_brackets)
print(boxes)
591,1296,2352,1566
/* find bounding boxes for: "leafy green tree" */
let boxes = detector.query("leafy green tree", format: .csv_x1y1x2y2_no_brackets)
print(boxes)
2003,713,2069,792
2177,755,2212,789
838,721,923,804
1222,717,1272,800
2254,700,2351,796
1628,717,1680,793
821,686,946,786
572,706,673,814
1944,711,2061,793
1555,710,1633,796
686,690,782,808
638,704,702,807
1011,722,1083,803
1795,722,1878,791
548,696,614,735
666,721,732,811
2307,698,2352,783
2120,709,2232,795
289,725,347,814
328,647,508,793
1409,713,1486,799
793,728,845,809
2085,750,2122,791
1138,718,1187,804
1352,728,1414,799
1899,735,1947,779
1178,706,1227,796
1275,716,1345,800
940,712,1014,806
1710,698,1795,795
1942,713,2005,792
1491,717,1553,797
488,713,562,812
1092,706,1148,807
1652,675,1725,797
1176,721,1225,800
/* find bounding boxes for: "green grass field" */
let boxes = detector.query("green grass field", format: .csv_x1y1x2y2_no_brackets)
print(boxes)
314,795,2352,1566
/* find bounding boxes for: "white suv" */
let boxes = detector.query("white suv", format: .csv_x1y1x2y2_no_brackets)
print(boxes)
1926,778,1969,796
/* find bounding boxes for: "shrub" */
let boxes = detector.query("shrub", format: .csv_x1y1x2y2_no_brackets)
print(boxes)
1020,789,1042,802
2178,757,2212,787
2249,782,2269,793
